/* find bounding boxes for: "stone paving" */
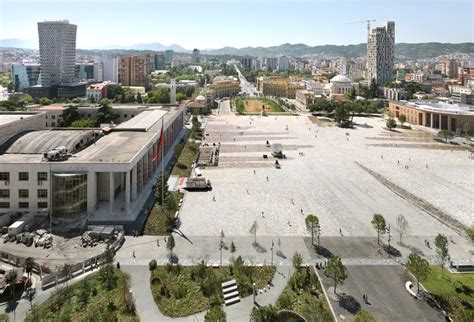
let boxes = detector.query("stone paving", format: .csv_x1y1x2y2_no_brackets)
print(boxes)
179,113,472,238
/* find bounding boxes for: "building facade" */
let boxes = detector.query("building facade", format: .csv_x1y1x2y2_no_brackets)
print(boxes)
257,77,305,99
75,63,94,81
11,63,40,92
192,49,201,64
119,55,150,87
383,87,407,101
38,20,77,86
277,56,289,72
367,21,395,86
102,57,119,83
266,57,278,71
208,76,240,99
441,59,458,78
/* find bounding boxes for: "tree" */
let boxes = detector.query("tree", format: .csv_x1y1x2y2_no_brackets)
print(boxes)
176,92,187,102
167,235,176,259
292,251,303,269
5,270,17,300
23,257,34,281
59,106,81,126
38,97,53,105
334,104,351,127
146,88,170,104
371,214,386,246
305,214,320,247
70,118,94,128
467,226,474,245
230,241,236,262
324,255,348,294
353,310,377,322
106,84,124,100
437,130,454,143
386,118,397,131
249,221,258,243
155,171,170,205
149,259,157,271
406,252,429,294
164,194,177,214
94,99,119,126
434,234,449,274
368,78,380,99
250,305,278,322
398,114,407,127
396,214,409,245
204,305,227,322
136,92,143,103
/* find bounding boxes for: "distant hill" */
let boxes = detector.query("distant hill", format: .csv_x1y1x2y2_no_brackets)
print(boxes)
202,42,474,59
98,42,188,52
0,39,36,49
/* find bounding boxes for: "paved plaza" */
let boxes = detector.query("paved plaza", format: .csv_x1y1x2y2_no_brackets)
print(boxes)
178,113,472,238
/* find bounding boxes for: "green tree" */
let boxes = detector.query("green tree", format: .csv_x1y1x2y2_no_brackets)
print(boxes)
386,118,397,131
164,194,178,214
136,92,143,103
292,251,303,269
437,130,454,143
23,257,35,281
434,234,449,274
398,114,407,127
146,88,170,104
204,305,227,322
353,310,377,322
305,214,320,246
167,235,176,259
371,214,386,246
106,84,124,100
368,78,380,99
406,252,429,294
155,171,169,205
70,118,94,128
250,305,278,322
38,97,53,105
467,226,474,244
59,106,81,127
5,270,17,300
149,259,157,271
324,255,348,294
249,221,258,243
176,92,187,102
94,99,119,126
230,241,236,262
334,104,351,127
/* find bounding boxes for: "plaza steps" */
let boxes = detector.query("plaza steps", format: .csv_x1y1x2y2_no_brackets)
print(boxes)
222,279,240,306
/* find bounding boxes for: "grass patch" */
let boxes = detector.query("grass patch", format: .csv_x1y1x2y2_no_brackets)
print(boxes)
150,261,276,317
275,267,333,321
236,98,285,114
423,265,474,320
171,142,199,177
0,314,7,322
143,192,183,235
25,266,138,322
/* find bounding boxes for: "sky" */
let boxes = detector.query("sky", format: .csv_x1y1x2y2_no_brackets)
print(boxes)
0,0,473,50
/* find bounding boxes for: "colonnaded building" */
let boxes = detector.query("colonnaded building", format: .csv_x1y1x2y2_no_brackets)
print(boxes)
0,105,185,233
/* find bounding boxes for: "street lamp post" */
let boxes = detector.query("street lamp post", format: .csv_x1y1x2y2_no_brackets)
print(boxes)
387,224,392,256
252,282,256,304
219,240,223,267
271,240,274,266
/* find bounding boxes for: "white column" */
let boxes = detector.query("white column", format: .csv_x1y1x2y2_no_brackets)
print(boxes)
447,116,451,131
430,113,434,128
439,114,442,130
109,172,114,213
131,165,137,201
125,170,130,213
423,113,427,127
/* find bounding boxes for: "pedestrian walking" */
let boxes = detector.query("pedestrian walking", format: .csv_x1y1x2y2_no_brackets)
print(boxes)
300,209,303,214
261,211,265,218
253,170,256,174
213,196,216,202
339,228,342,235
266,176,269,181
157,238,160,247
132,250,136,258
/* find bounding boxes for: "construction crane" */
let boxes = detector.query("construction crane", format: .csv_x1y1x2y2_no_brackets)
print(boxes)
348,19,376,42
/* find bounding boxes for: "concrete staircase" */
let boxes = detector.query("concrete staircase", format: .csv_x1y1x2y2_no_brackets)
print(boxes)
222,279,240,306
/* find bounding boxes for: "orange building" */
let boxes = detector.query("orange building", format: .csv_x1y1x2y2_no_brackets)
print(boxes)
119,55,150,87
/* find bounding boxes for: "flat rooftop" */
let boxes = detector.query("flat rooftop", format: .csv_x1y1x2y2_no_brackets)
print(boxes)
38,104,66,111
0,113,36,126
115,109,167,131
401,100,474,115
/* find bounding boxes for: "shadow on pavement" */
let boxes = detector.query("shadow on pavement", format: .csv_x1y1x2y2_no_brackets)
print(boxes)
252,241,267,253
315,245,333,258
338,293,361,314
384,245,402,257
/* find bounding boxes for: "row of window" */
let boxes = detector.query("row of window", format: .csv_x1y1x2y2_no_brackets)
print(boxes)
0,172,48,182
0,202,47,209
0,189,47,198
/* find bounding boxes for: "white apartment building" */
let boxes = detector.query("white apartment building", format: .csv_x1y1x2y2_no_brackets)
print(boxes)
38,20,77,86
367,21,395,86
304,80,323,95
277,56,289,72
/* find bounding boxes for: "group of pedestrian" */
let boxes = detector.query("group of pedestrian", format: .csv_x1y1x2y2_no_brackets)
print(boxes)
131,229,139,237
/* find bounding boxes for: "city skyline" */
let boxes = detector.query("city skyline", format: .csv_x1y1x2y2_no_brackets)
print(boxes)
0,0,473,50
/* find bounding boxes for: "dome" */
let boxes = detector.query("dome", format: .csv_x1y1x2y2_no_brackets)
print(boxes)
195,95,206,102
330,74,351,83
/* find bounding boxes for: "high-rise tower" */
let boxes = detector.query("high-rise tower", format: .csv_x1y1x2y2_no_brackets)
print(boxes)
38,20,77,86
367,21,395,86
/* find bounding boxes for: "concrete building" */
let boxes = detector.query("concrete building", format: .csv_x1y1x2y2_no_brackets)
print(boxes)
304,80,324,95
93,61,104,82
86,83,108,102
458,67,474,86
389,100,474,132
295,90,317,108
38,20,77,86
383,87,407,101
102,57,120,83
77,105,147,124
75,63,94,81
192,49,201,64
240,56,253,70
449,83,474,105
36,105,67,127
185,95,209,114
119,55,150,87
257,77,305,99
164,50,174,64
367,21,395,86
0,106,185,232
266,57,278,71
11,63,40,92
441,59,458,78
277,56,289,72
208,76,240,99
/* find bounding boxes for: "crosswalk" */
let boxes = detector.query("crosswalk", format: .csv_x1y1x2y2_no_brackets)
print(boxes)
221,279,241,306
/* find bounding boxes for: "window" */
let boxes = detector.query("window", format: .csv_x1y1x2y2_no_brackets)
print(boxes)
124,114,128,118
38,189,47,198
0,172,9,181
0,202,9,208
19,202,29,209
51,115,55,119
19,172,29,181
38,172,48,181
0,190,9,198
38,202,48,208
19,189,29,198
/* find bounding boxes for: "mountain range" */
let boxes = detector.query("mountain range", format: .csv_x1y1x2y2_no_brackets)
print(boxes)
1,39,473,59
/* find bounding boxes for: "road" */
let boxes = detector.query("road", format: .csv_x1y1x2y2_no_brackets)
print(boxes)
234,65,258,96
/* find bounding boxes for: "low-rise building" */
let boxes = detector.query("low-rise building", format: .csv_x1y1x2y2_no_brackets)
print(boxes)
295,90,317,108
257,77,305,99
448,83,474,104
86,83,108,102
389,100,474,132
185,95,209,114
208,76,240,99
329,75,352,97
383,87,407,101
